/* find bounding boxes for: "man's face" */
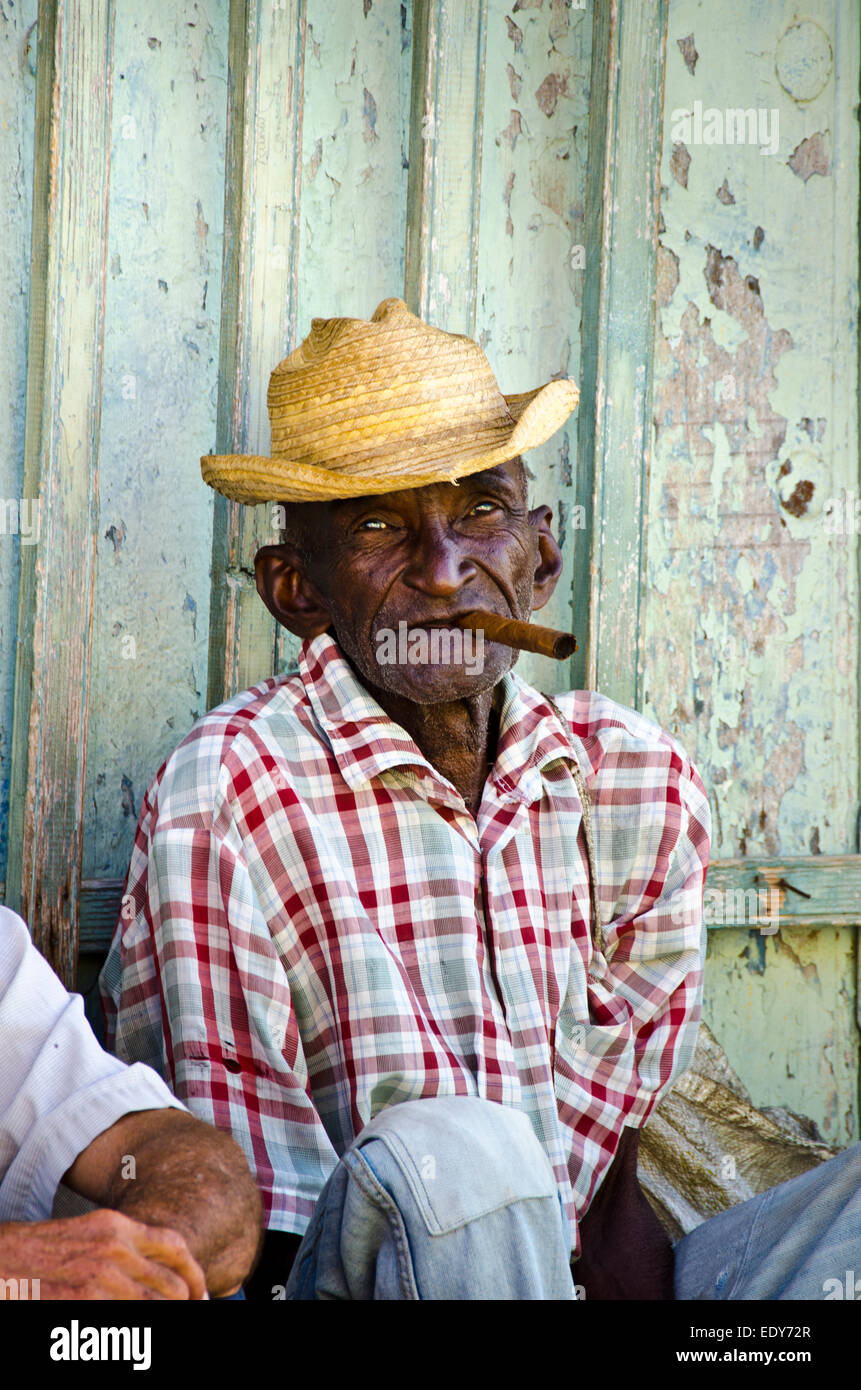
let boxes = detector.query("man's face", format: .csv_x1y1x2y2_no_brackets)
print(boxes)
294,456,556,704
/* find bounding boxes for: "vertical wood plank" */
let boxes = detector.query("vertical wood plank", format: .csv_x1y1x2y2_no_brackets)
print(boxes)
405,0,488,335
475,0,592,695
6,0,115,982
0,0,38,897
572,0,668,704
207,0,306,707
84,6,228,887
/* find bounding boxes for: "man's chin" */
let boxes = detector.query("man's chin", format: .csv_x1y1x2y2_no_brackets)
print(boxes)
362,652,515,705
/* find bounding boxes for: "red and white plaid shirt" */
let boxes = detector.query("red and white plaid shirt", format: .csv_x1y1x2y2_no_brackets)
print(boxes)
100,632,710,1252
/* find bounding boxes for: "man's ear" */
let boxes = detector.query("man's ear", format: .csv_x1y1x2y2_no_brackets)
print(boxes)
528,504,564,612
254,544,332,639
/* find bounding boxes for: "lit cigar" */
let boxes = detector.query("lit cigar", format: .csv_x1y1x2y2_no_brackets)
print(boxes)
456,610,577,660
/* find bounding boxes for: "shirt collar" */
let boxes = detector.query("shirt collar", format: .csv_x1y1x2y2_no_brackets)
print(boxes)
299,632,579,803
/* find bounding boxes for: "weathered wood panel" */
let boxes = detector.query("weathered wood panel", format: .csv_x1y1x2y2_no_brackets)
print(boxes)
206,0,302,709
475,0,592,696
0,1,38,897
646,0,859,860
84,3,228,886
405,0,487,334
208,0,414,701
572,0,668,707
6,0,115,983
704,927,858,1146
647,0,861,1134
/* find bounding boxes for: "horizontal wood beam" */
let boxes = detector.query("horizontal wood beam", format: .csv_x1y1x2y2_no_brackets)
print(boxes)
705,856,861,930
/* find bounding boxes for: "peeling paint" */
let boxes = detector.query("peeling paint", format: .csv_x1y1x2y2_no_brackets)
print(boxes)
676,33,698,75
362,86,379,144
505,15,523,53
535,70,569,117
787,130,830,182
497,108,524,148
670,139,690,188
104,521,126,554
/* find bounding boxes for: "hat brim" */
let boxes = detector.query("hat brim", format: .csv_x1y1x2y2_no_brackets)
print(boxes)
201,378,579,504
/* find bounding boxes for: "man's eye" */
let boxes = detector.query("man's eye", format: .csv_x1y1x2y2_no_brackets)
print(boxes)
357,517,389,531
468,501,498,516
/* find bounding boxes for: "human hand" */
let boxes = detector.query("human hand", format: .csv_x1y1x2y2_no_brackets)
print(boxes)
0,1207,207,1300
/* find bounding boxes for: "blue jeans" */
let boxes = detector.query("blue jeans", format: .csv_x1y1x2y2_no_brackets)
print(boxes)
284,1096,576,1300
674,1139,861,1300
282,1094,861,1301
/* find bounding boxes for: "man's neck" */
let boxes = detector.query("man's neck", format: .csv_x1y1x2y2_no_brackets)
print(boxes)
349,672,503,816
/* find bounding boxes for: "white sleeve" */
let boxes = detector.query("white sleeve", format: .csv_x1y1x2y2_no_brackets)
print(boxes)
0,906,186,1221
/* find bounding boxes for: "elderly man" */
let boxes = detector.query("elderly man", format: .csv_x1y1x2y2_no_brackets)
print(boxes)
100,298,861,1302
101,298,706,1300
1,905,261,1298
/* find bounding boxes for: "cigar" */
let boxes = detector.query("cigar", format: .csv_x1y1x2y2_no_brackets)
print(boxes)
456,610,577,660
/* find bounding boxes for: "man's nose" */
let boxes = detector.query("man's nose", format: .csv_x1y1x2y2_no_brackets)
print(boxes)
401,518,477,596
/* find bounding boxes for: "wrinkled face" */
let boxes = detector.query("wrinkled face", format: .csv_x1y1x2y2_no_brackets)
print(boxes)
304,458,545,703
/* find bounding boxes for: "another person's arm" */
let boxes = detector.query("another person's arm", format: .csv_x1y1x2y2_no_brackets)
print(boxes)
64,1107,262,1297
0,907,261,1298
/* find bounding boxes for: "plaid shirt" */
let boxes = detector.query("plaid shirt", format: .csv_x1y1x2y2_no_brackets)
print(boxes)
100,632,710,1252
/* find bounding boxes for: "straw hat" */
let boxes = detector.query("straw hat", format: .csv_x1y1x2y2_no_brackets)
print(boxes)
201,297,579,503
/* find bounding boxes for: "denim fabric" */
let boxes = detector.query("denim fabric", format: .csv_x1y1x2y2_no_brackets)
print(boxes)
284,1096,575,1300
674,1140,861,1300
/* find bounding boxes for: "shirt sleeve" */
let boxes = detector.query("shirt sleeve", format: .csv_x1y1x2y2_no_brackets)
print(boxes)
100,792,340,1236
0,907,185,1222
556,741,711,1216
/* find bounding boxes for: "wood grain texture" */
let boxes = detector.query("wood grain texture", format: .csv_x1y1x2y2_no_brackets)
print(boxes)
704,926,858,1145
207,0,306,709
475,0,592,695
706,855,861,929
405,0,488,334
647,0,860,1134
645,0,860,860
0,0,38,896
84,3,228,884
7,0,115,982
573,0,668,705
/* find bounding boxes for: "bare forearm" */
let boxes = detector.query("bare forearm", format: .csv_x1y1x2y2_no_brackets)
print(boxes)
66,1110,263,1297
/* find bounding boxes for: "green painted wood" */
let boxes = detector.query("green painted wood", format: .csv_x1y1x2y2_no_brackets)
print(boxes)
405,0,488,335
572,0,668,705
474,0,592,696
646,0,861,1136
0,0,38,897
7,0,115,984
705,855,861,929
84,4,228,884
207,0,306,709
645,0,859,860
296,1,412,322
704,925,858,1145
